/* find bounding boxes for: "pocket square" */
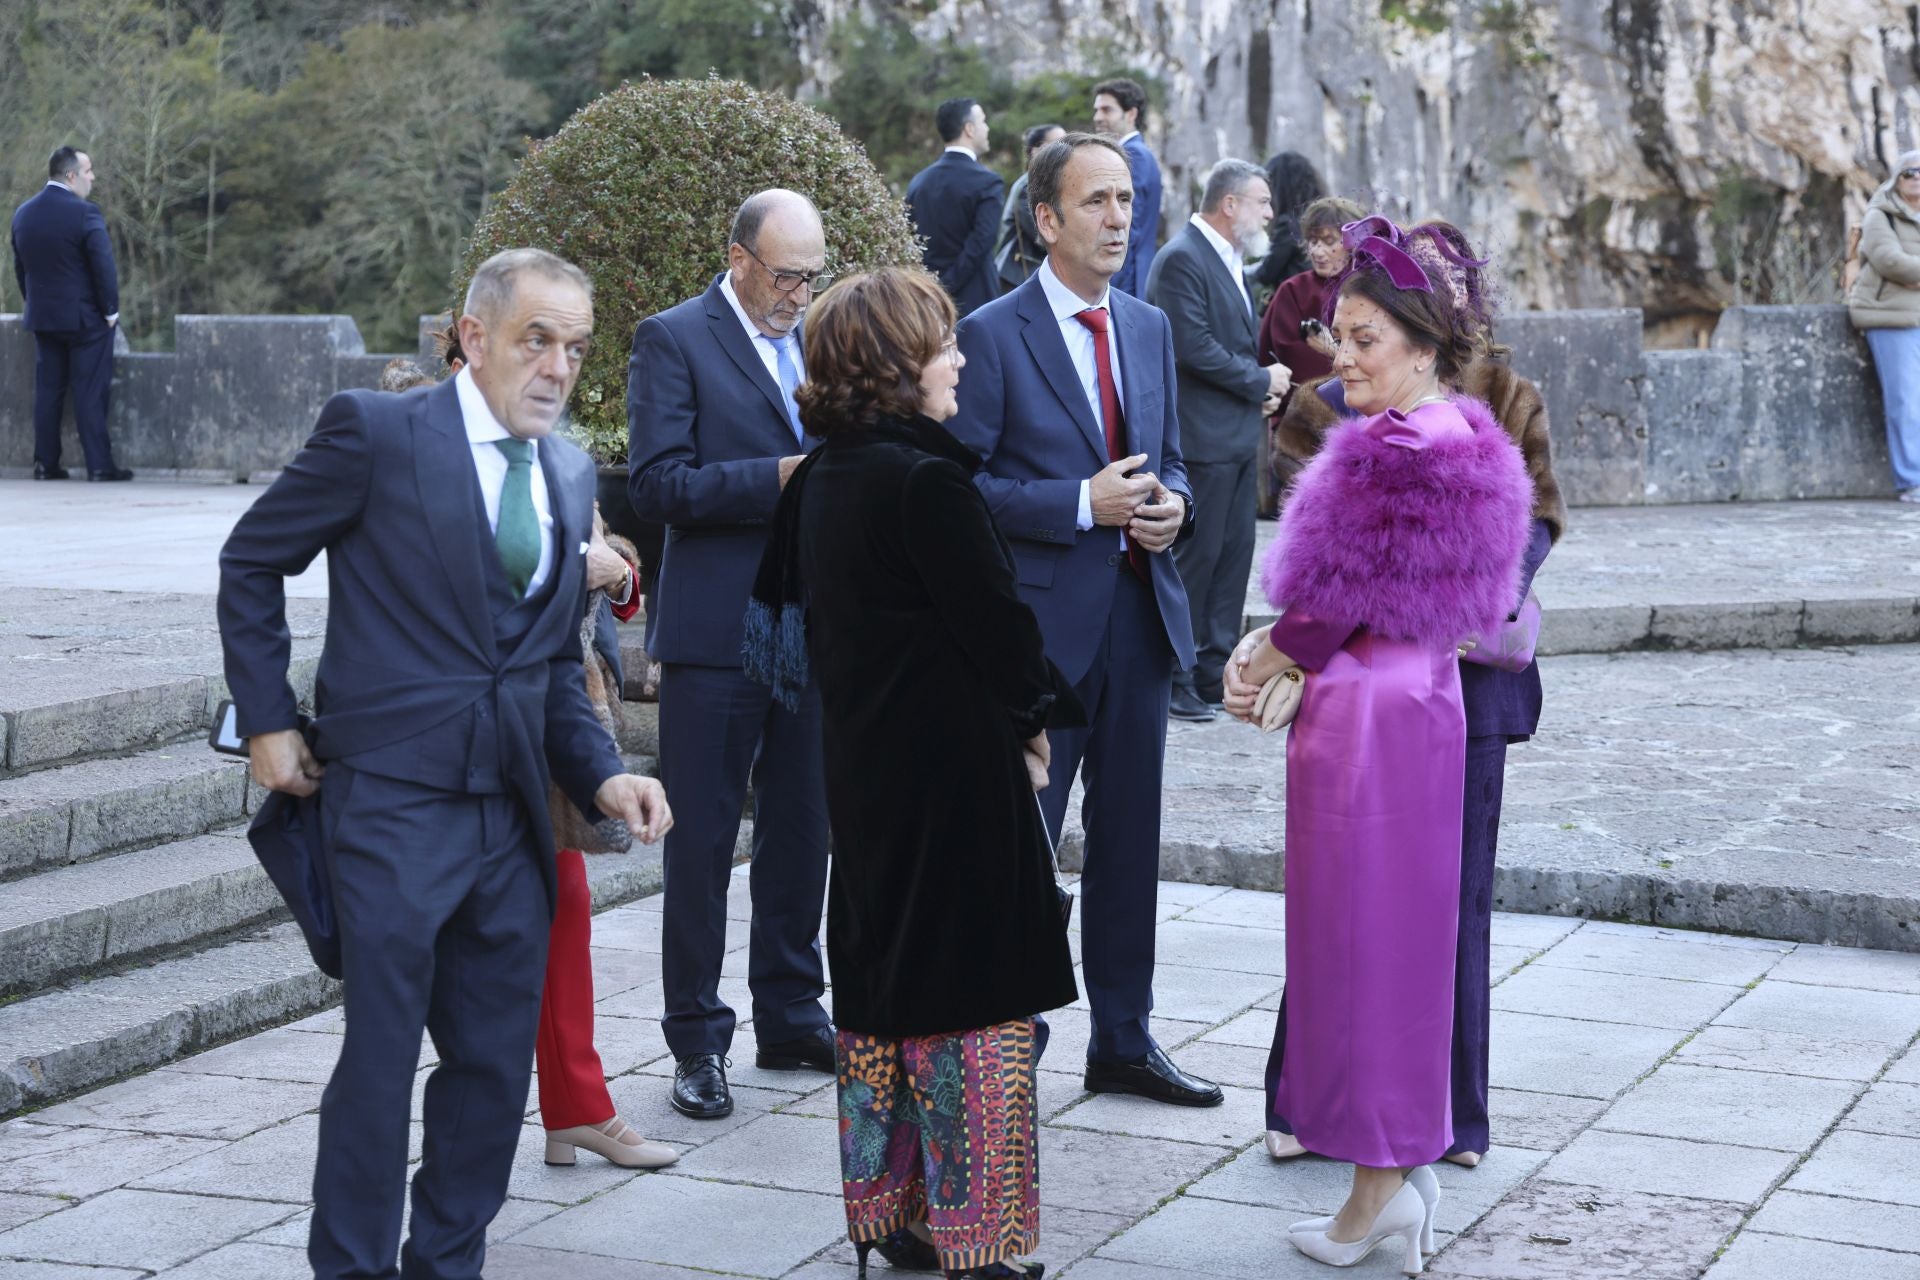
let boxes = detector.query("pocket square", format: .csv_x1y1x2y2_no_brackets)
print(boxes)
578,540,590,555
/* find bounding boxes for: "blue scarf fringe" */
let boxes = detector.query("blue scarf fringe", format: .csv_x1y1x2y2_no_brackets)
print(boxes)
742,597,809,713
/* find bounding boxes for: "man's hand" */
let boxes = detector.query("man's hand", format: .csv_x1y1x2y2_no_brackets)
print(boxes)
1090,454,1156,526
594,774,674,845
1264,362,1292,399
778,455,806,489
249,728,325,797
1223,626,1295,723
585,536,629,592
1127,480,1186,553
1261,393,1283,418
1023,731,1051,792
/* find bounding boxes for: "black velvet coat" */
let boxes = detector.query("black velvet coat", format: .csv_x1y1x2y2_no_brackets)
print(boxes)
793,415,1083,1038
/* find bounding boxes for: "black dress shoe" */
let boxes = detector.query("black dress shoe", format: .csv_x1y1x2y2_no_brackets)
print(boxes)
1084,1046,1224,1107
1195,680,1226,709
854,1226,941,1274
1169,687,1217,722
945,1262,1042,1278
32,463,69,480
669,1052,732,1118
757,1024,837,1072
87,467,134,482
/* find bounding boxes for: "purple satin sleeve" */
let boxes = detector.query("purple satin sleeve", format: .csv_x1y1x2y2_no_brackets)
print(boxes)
1269,609,1358,673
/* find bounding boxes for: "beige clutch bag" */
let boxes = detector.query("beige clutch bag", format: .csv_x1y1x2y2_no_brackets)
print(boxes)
1253,667,1305,733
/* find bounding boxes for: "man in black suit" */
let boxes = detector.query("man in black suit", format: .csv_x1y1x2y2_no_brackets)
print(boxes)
219,248,672,1280
905,97,1005,317
628,189,835,1120
1144,158,1288,722
9,145,129,481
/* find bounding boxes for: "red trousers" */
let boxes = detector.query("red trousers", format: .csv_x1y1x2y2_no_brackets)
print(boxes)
535,849,616,1130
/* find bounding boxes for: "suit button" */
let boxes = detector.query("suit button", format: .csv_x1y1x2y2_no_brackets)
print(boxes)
1106,553,1122,567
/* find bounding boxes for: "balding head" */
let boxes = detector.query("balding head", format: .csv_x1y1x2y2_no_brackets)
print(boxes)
727,189,828,338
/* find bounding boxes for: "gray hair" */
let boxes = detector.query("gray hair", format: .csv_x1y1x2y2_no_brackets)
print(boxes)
729,189,822,253
463,248,592,324
1899,150,1920,175
1200,159,1268,214
1028,133,1128,218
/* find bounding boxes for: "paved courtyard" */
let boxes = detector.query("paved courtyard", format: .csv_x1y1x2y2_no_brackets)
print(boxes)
2,869,1918,1279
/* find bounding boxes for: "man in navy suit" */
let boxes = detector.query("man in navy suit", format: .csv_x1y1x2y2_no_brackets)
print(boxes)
905,97,1006,317
950,134,1223,1108
1093,80,1162,299
628,189,835,1121
9,145,129,481
219,248,672,1279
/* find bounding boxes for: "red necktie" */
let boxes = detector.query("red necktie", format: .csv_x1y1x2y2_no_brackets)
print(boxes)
1074,307,1149,582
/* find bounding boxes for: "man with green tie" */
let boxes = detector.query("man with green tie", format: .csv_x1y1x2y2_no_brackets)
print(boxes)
218,248,673,1279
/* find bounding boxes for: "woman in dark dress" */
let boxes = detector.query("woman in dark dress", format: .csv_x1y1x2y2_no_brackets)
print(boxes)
745,267,1082,1280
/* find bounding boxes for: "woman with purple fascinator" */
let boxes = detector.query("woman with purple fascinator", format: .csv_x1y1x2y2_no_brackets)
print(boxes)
1222,216,1534,1273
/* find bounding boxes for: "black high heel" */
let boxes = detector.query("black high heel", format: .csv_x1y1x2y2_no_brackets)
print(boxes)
854,1226,942,1274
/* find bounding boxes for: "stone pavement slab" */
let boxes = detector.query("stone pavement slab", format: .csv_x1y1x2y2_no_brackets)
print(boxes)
1703,1232,1920,1279
5,878,1920,1278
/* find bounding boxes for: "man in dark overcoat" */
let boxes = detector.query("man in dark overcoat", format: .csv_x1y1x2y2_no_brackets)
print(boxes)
949,133,1224,1108
219,248,671,1279
905,97,1006,317
9,145,129,480
1145,158,1289,721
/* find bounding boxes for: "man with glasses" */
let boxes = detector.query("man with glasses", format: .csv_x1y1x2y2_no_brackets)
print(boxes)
628,189,837,1120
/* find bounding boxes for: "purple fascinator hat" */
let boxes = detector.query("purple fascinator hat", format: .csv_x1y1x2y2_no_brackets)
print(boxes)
1324,215,1495,340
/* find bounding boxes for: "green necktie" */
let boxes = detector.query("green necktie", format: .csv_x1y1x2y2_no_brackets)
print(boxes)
493,438,539,597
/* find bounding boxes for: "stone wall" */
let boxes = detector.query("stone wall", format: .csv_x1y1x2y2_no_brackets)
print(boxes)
0,305,1898,503
0,315,418,482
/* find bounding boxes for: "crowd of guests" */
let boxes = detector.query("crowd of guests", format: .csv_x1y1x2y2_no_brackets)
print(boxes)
208,71,1580,1278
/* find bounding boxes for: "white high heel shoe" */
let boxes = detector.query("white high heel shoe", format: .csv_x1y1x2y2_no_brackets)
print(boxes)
1288,1163,1439,1254
1289,1179,1431,1275
544,1116,679,1169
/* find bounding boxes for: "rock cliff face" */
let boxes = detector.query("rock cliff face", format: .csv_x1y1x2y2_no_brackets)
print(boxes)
802,0,1913,339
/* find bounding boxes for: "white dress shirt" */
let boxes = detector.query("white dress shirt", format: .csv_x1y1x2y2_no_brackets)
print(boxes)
1035,259,1127,538
720,271,806,395
456,367,556,597
1189,212,1252,314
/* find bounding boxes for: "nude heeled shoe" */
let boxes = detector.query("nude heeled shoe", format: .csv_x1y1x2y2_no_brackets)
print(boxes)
1289,1179,1432,1275
544,1116,679,1169
1265,1129,1309,1159
1289,1164,1439,1254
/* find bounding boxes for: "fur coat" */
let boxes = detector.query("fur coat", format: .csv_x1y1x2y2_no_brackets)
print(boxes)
1261,397,1534,648
1273,358,1567,542
548,524,639,854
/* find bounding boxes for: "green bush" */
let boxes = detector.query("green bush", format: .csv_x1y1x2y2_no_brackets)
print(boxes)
456,76,922,462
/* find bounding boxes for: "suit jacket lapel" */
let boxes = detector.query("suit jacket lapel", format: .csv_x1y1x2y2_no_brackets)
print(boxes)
1189,225,1255,338
415,380,497,664
1016,278,1108,466
702,277,796,448
1112,294,1152,457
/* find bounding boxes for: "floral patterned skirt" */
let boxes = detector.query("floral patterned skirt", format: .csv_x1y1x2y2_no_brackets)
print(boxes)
836,1018,1040,1270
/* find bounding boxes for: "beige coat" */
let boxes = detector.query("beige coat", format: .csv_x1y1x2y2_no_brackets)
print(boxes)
1849,183,1920,329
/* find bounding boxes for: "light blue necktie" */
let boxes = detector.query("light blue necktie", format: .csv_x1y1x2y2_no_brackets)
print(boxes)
771,335,804,441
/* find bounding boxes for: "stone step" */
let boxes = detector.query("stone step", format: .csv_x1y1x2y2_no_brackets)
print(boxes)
0,829,281,998
0,741,255,880
0,842,672,1117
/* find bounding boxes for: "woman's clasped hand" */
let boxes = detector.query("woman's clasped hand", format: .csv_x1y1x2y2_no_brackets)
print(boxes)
1222,625,1296,724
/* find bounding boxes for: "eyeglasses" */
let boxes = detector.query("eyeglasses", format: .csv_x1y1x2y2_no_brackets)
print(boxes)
741,242,834,295
1902,169,1920,180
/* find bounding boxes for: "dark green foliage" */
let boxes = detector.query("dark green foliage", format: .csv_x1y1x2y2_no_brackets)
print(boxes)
457,78,921,461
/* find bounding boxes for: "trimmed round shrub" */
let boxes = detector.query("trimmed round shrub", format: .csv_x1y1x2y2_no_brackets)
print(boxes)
457,77,923,462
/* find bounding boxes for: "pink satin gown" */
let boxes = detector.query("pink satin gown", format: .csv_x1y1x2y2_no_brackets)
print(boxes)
1273,408,1468,1169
